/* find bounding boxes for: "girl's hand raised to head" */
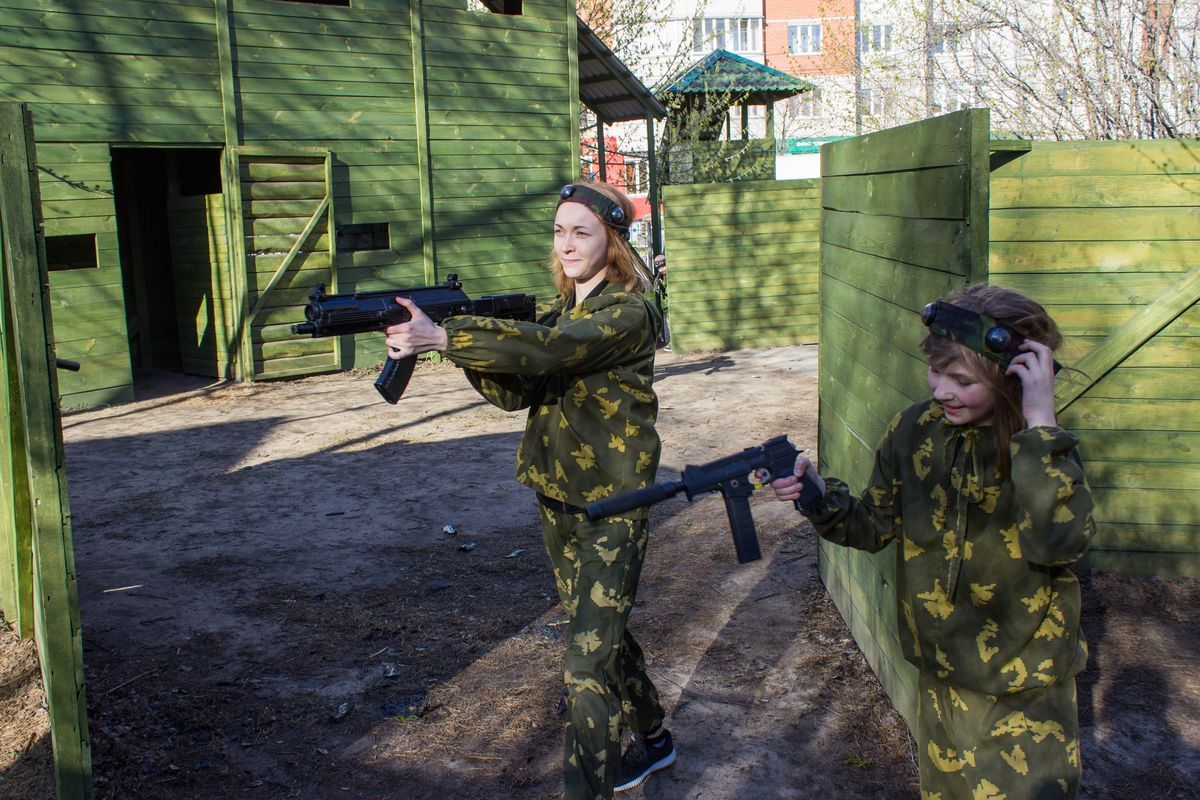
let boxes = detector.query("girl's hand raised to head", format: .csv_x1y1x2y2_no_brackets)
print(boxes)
771,457,825,503
1007,339,1058,428
383,297,449,359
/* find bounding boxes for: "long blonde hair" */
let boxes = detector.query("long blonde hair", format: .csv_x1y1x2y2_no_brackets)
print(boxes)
549,181,652,298
920,283,1064,480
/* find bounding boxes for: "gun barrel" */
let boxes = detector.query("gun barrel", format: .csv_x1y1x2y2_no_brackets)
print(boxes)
585,480,684,521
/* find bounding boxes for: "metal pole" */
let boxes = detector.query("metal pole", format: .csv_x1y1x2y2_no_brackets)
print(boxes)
597,119,607,183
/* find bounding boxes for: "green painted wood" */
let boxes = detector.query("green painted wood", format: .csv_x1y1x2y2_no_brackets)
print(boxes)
817,109,989,733
822,166,967,219
1054,266,1200,411
0,101,92,799
664,179,821,353
991,139,1200,568
991,207,1200,242
822,209,970,273
988,138,1200,178
821,109,974,177
990,239,1200,273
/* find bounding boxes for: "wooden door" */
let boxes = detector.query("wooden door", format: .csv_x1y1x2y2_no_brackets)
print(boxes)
228,149,338,381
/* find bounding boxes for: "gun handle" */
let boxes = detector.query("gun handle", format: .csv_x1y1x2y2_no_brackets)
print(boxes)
723,487,762,564
375,356,417,404
793,472,825,514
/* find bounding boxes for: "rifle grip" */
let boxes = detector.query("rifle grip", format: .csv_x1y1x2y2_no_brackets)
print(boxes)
375,356,417,404
724,492,762,564
793,472,825,514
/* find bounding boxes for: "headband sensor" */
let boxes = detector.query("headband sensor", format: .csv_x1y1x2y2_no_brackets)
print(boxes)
922,300,1061,374
557,184,630,240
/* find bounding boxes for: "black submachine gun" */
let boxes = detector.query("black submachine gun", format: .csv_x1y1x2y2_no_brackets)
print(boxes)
291,274,536,404
584,435,824,564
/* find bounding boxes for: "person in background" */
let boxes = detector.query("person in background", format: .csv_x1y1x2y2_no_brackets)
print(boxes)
383,181,675,799
772,283,1094,800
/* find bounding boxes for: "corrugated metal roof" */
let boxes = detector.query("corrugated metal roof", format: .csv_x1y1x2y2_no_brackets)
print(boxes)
659,49,814,101
577,17,668,123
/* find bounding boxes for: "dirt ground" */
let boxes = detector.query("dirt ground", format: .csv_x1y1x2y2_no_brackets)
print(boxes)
2,344,1199,800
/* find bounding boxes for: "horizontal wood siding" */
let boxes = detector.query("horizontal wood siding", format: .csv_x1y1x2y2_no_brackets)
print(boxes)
990,140,1200,571
421,3,568,343
1,0,577,397
0,0,223,144
817,109,990,729
662,179,821,352
38,142,134,407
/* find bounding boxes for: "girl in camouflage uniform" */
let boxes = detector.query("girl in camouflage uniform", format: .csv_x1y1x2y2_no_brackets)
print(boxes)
384,181,674,799
772,284,1094,800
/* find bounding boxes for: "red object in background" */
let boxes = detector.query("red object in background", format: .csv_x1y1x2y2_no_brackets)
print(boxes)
581,135,654,222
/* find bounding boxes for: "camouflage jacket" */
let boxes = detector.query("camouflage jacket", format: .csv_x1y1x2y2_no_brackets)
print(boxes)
440,283,662,511
806,400,1095,696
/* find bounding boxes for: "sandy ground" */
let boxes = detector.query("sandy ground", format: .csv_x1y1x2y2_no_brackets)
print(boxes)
2,343,1198,799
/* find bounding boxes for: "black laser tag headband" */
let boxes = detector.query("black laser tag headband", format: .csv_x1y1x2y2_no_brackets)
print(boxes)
922,300,1062,374
557,184,631,240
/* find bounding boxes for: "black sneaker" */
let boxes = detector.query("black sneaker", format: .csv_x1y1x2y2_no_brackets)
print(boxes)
614,729,676,792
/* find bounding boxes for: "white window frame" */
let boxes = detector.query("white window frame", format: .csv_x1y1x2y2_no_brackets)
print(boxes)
858,23,893,54
788,20,823,55
693,16,762,54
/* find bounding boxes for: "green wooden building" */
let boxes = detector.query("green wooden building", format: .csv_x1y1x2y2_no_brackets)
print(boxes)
0,0,661,409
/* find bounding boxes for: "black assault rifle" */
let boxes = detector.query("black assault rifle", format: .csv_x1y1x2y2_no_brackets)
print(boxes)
291,274,536,404
584,435,824,564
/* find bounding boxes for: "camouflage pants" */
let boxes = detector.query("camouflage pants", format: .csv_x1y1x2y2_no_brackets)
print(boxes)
918,671,1081,800
539,505,665,800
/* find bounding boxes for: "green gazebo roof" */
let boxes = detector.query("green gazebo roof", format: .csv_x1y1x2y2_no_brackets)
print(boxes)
657,49,814,104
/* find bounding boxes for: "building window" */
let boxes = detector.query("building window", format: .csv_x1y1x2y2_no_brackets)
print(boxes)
930,84,968,113
45,234,98,271
858,24,893,53
793,88,823,118
788,22,822,55
336,223,389,253
624,159,649,195
930,24,964,54
861,87,892,117
693,17,762,54
468,0,522,13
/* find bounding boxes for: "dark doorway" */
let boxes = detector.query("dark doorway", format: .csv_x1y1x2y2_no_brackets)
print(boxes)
110,148,222,382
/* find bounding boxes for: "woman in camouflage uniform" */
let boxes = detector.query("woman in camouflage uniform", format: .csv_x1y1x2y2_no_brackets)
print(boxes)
772,284,1094,800
384,181,674,799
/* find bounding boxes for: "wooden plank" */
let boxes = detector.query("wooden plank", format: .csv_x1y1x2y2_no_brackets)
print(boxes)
991,206,1200,241
822,209,970,274
821,109,973,177
989,139,1200,179
1060,397,1200,431
0,102,91,797
990,239,1200,273
991,173,1200,209
822,165,967,219
1054,266,1200,412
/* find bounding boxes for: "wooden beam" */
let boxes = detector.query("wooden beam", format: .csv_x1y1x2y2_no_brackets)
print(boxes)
1056,264,1200,413
0,102,93,799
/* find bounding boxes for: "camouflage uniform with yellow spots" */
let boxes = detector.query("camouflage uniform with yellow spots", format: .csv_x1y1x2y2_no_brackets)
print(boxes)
441,282,665,800
803,400,1095,800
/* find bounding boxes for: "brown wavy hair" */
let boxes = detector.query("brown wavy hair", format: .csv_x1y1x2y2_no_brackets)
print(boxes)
920,283,1064,480
548,181,652,298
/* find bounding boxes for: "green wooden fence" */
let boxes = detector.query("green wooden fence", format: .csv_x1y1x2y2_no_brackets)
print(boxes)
815,108,992,727
989,140,1200,574
661,178,821,352
1,102,92,799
